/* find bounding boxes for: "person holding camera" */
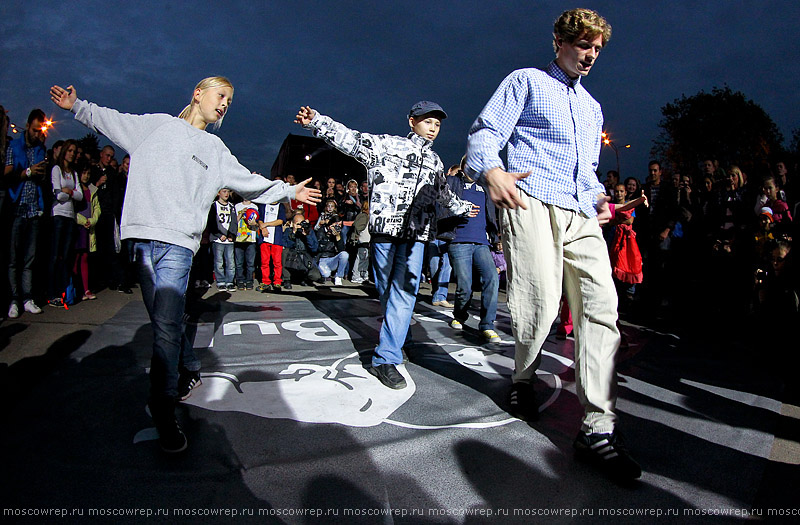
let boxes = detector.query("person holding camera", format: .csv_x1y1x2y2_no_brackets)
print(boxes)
5,109,49,318
315,199,349,285
281,211,321,288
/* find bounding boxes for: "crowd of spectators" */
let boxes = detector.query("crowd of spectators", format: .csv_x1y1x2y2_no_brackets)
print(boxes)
602,158,797,325
4,104,796,334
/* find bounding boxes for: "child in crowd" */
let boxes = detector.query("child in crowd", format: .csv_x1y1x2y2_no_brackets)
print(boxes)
256,196,287,292
208,188,237,292
234,195,258,290
296,101,478,389
50,78,320,454
49,139,84,308
762,175,792,224
609,183,647,302
350,200,371,284
74,162,100,300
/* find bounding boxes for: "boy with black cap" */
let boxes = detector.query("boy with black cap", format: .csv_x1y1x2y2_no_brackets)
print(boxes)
295,102,478,389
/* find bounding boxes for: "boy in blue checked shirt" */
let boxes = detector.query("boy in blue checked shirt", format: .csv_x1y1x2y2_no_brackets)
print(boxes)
465,8,640,480
296,102,478,389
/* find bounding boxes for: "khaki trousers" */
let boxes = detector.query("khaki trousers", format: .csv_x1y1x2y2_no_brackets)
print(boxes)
502,193,619,433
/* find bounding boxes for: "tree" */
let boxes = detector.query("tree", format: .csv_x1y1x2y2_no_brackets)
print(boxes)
652,87,784,178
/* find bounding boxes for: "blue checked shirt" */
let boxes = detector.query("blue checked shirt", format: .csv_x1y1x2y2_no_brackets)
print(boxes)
466,61,606,217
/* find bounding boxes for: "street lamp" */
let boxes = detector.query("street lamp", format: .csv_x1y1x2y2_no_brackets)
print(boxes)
601,131,630,175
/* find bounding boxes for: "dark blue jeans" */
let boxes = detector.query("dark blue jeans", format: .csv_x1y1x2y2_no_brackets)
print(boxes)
234,242,256,286
449,243,499,331
134,241,200,399
48,216,75,299
8,215,40,302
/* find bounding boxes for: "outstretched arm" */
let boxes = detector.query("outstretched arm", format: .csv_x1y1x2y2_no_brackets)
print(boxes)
50,84,170,155
295,106,384,168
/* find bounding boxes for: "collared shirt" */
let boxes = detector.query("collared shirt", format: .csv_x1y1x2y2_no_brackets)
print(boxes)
466,61,605,217
5,143,43,218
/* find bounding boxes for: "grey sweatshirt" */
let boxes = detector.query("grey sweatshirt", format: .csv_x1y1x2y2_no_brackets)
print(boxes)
71,99,295,254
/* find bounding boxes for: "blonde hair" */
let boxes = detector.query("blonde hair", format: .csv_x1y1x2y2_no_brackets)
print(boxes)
178,76,234,130
553,8,612,52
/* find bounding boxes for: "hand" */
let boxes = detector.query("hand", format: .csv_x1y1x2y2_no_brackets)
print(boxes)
50,85,77,111
659,229,670,242
294,177,322,205
294,106,317,126
63,188,74,197
466,203,480,218
96,174,107,187
595,195,612,225
30,160,47,179
484,167,530,210
83,221,91,230
220,235,227,242
642,194,649,208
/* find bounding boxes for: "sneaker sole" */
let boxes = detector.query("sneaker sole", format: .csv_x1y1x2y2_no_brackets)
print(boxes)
160,435,188,454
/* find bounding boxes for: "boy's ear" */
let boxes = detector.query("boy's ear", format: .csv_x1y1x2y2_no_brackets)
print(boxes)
408,116,416,129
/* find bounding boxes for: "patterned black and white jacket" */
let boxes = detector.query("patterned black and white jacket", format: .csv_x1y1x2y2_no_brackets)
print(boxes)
306,112,473,242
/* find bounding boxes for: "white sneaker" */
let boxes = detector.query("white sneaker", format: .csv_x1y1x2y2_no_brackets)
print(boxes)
433,300,454,308
334,277,343,286
24,300,42,314
8,302,20,319
449,319,463,330
482,329,501,343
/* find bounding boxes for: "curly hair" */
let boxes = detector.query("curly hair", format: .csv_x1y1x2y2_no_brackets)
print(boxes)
553,8,612,52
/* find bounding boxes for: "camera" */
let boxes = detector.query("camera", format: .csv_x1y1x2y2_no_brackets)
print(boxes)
299,220,311,232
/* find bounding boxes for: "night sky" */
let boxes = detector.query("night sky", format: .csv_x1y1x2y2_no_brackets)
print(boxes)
2,0,798,182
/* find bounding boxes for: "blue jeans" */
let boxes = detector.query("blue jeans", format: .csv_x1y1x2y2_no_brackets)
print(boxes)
427,239,451,302
318,251,349,278
49,216,75,299
449,243,499,331
134,241,200,399
212,242,235,286
8,215,40,302
234,242,256,286
372,240,425,366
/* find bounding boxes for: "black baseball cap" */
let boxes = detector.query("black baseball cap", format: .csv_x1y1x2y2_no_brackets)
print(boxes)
409,101,447,120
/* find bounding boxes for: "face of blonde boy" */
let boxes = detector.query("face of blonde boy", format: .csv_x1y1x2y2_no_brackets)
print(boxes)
198,86,233,126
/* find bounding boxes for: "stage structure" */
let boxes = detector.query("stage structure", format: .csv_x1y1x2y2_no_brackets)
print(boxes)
270,134,367,185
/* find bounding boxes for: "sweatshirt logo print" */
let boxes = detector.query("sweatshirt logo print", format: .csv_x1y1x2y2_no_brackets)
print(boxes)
192,155,208,170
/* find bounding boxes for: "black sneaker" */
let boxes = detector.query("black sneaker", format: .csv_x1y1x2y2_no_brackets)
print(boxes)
574,431,641,480
507,382,539,421
368,364,407,389
178,370,202,401
272,284,282,292
148,398,187,453
283,282,292,290
117,285,133,294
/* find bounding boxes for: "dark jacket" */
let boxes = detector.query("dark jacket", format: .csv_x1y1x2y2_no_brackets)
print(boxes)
436,175,498,244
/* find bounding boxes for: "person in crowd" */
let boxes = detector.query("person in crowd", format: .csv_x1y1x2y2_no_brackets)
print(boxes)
442,158,501,343
315,199,349,285
48,139,84,307
761,175,793,225
604,170,619,198
281,210,322,287
50,79,320,454
427,164,461,308
296,101,477,390
5,109,49,318
340,178,362,277
74,162,100,300
91,144,126,292
359,179,369,203
256,191,287,292
465,8,640,479
609,183,646,304
234,196,258,290
209,188,238,292
350,200,371,284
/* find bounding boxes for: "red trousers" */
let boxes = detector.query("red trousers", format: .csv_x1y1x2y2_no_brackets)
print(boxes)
260,243,283,285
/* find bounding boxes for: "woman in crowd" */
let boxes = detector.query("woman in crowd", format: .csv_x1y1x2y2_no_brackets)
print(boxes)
48,139,84,307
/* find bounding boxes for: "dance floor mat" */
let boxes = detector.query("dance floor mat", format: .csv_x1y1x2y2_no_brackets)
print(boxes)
0,293,786,522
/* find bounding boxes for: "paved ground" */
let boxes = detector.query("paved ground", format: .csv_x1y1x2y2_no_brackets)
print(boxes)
1,282,798,523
